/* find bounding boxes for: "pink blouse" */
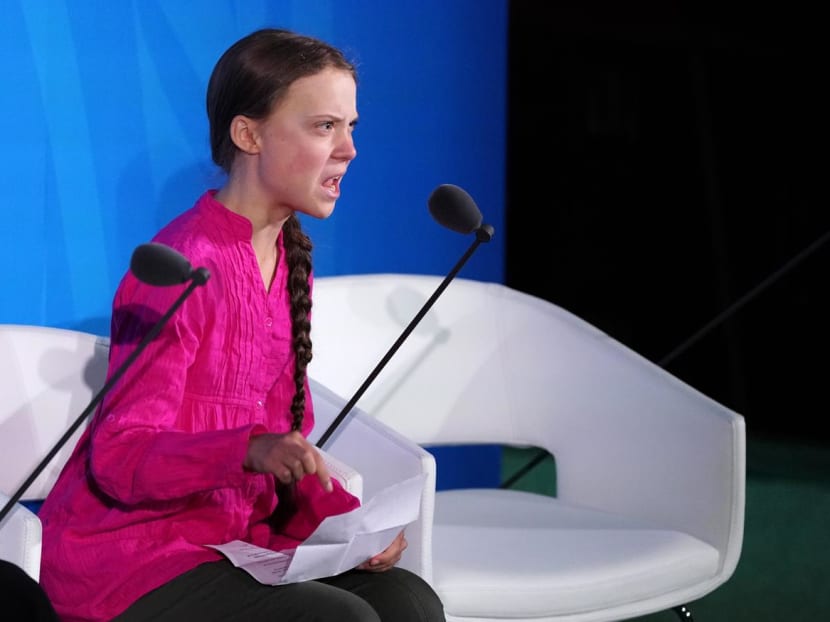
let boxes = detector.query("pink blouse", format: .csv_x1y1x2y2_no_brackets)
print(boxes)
39,191,359,622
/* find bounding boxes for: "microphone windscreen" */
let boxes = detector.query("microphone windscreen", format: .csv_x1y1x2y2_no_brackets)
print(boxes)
130,243,194,286
428,184,483,234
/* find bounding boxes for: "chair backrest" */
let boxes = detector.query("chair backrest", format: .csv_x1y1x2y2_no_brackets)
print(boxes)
310,273,740,444
309,274,745,563
0,325,110,501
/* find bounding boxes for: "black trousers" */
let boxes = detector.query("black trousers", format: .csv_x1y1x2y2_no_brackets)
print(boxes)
0,560,59,622
115,560,446,622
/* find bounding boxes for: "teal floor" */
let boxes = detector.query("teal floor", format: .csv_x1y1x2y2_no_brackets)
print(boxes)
502,435,830,621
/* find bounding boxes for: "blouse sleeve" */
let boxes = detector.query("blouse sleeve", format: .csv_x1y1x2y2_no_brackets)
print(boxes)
87,268,259,505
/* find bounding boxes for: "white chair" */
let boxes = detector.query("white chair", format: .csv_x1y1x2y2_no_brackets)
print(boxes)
309,273,746,622
0,324,435,585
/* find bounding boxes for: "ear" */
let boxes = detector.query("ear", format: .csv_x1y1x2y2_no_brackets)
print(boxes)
229,115,261,155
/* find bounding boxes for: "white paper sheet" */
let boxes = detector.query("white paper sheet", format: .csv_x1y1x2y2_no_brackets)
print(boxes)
207,472,425,585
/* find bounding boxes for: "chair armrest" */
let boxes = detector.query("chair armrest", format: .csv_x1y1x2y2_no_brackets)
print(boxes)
0,492,42,582
308,378,436,584
319,448,363,503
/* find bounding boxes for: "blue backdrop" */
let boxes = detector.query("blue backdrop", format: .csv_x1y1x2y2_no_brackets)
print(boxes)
0,0,508,489
0,0,506,333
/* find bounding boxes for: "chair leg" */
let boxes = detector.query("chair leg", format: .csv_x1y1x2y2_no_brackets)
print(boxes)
672,604,694,621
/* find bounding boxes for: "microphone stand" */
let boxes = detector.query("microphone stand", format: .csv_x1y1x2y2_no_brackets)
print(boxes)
315,224,495,449
0,268,210,525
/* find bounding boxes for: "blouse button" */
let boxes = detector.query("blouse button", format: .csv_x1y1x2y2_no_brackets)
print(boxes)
256,400,264,409
265,317,273,328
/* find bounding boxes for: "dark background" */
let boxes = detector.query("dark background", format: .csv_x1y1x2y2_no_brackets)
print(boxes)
505,2,827,442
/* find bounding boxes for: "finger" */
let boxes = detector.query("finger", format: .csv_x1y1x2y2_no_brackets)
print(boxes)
363,556,395,572
277,468,294,485
284,433,328,490
289,458,305,481
313,451,333,492
359,557,384,571
369,546,401,568
299,450,318,478
389,531,407,553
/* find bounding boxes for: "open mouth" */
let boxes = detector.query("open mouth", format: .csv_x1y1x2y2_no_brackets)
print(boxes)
324,175,342,195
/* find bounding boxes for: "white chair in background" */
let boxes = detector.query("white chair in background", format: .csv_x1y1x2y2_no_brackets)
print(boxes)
0,325,109,581
0,324,435,585
309,273,746,622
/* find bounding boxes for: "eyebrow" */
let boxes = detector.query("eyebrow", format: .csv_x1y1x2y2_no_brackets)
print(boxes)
309,113,360,126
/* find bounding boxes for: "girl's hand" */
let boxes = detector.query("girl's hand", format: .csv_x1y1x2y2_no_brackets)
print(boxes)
245,430,332,492
357,529,407,572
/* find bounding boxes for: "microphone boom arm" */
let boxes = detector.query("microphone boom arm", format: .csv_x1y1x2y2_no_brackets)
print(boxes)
315,224,494,449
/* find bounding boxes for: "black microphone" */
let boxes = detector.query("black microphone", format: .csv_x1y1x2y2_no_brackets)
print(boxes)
315,184,494,448
0,244,210,525
131,242,211,286
428,184,483,234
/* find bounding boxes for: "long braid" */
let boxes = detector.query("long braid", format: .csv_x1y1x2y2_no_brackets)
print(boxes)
268,214,314,531
282,214,313,431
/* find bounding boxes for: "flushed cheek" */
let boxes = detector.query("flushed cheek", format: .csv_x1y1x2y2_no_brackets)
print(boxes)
283,151,328,179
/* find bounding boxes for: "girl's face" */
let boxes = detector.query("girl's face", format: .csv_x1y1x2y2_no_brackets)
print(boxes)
250,67,358,219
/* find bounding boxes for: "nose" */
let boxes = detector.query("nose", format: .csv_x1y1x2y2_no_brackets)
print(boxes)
336,131,357,162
